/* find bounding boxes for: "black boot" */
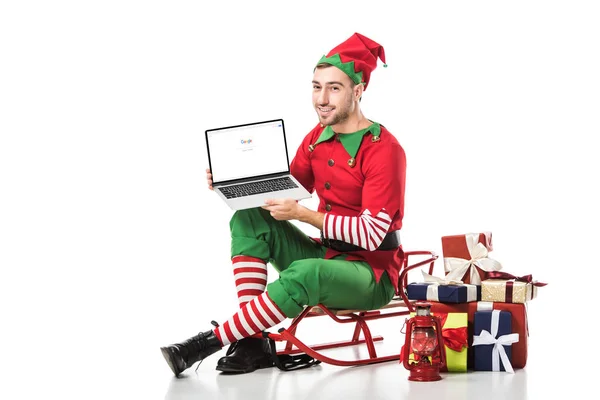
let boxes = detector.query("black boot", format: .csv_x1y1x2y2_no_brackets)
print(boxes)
160,330,223,377
216,337,274,373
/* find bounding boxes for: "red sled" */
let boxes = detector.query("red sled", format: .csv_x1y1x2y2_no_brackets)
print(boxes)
261,250,438,369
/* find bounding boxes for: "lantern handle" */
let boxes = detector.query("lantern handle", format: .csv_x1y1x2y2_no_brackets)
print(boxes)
400,318,408,334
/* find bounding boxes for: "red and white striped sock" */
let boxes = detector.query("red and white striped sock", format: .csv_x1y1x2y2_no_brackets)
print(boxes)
232,255,267,307
214,291,287,346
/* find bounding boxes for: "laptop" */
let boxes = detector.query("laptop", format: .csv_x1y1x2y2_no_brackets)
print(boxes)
205,119,312,210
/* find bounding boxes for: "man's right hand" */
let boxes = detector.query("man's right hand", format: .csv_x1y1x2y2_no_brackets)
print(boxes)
206,168,214,190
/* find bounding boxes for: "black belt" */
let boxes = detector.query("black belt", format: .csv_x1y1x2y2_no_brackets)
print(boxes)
320,230,401,252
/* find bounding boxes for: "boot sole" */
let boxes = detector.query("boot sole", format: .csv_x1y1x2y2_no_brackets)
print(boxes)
160,347,183,377
216,358,274,374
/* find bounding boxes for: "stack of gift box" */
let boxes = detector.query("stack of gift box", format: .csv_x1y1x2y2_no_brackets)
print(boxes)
405,232,547,373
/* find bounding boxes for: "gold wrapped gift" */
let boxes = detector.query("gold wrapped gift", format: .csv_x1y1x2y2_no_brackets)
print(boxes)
481,279,537,303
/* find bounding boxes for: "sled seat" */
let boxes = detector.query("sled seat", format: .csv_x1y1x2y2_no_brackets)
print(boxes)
309,297,411,316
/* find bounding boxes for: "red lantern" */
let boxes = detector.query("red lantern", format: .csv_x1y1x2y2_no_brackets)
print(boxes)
401,301,446,381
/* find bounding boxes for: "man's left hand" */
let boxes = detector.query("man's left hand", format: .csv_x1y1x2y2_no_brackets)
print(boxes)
261,198,302,221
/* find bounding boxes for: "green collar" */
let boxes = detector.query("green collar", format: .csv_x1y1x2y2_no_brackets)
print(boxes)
314,122,381,158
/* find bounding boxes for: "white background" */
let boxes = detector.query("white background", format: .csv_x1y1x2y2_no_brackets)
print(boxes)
1,1,598,399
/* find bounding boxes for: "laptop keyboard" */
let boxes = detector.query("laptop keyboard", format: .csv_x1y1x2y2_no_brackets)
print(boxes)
219,177,298,199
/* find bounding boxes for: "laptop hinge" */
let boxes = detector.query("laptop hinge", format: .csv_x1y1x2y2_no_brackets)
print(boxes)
214,171,290,187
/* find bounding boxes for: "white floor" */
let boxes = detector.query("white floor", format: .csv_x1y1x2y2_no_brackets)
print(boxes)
164,360,532,400
83,295,589,399
2,278,590,400
156,308,575,400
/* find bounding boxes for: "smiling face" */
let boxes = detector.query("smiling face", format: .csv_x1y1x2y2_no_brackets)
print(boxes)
312,64,363,129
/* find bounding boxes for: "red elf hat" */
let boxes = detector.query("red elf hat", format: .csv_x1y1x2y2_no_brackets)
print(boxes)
316,32,387,91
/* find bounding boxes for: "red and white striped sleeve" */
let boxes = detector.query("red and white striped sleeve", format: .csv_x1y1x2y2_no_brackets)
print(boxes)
322,209,392,251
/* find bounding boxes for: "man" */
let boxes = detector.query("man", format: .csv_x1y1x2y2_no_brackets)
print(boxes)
161,32,406,377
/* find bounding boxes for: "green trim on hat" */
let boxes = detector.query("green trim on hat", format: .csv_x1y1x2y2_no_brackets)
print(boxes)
316,53,364,85
314,122,381,158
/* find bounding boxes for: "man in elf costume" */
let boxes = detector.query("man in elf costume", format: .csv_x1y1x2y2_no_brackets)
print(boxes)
161,32,406,377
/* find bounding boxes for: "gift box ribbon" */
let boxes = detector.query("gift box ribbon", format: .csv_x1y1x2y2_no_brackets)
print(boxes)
485,271,548,302
485,271,548,286
477,301,529,337
422,271,478,302
438,313,468,352
472,309,520,373
444,233,503,285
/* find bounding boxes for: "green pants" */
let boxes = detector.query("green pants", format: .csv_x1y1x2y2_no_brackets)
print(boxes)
230,208,394,318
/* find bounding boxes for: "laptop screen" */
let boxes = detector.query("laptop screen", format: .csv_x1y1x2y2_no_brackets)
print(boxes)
206,119,291,184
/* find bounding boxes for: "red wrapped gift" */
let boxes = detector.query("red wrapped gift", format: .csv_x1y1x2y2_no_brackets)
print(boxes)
441,232,502,285
428,301,529,369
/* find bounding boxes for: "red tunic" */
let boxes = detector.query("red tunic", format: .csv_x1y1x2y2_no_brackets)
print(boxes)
290,122,407,292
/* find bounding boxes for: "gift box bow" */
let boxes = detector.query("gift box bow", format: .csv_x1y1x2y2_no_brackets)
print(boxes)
422,270,464,286
485,271,548,287
421,271,478,302
472,309,520,373
444,233,503,285
437,313,468,352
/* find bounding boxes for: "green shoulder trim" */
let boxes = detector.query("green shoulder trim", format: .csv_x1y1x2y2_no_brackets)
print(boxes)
370,122,381,138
